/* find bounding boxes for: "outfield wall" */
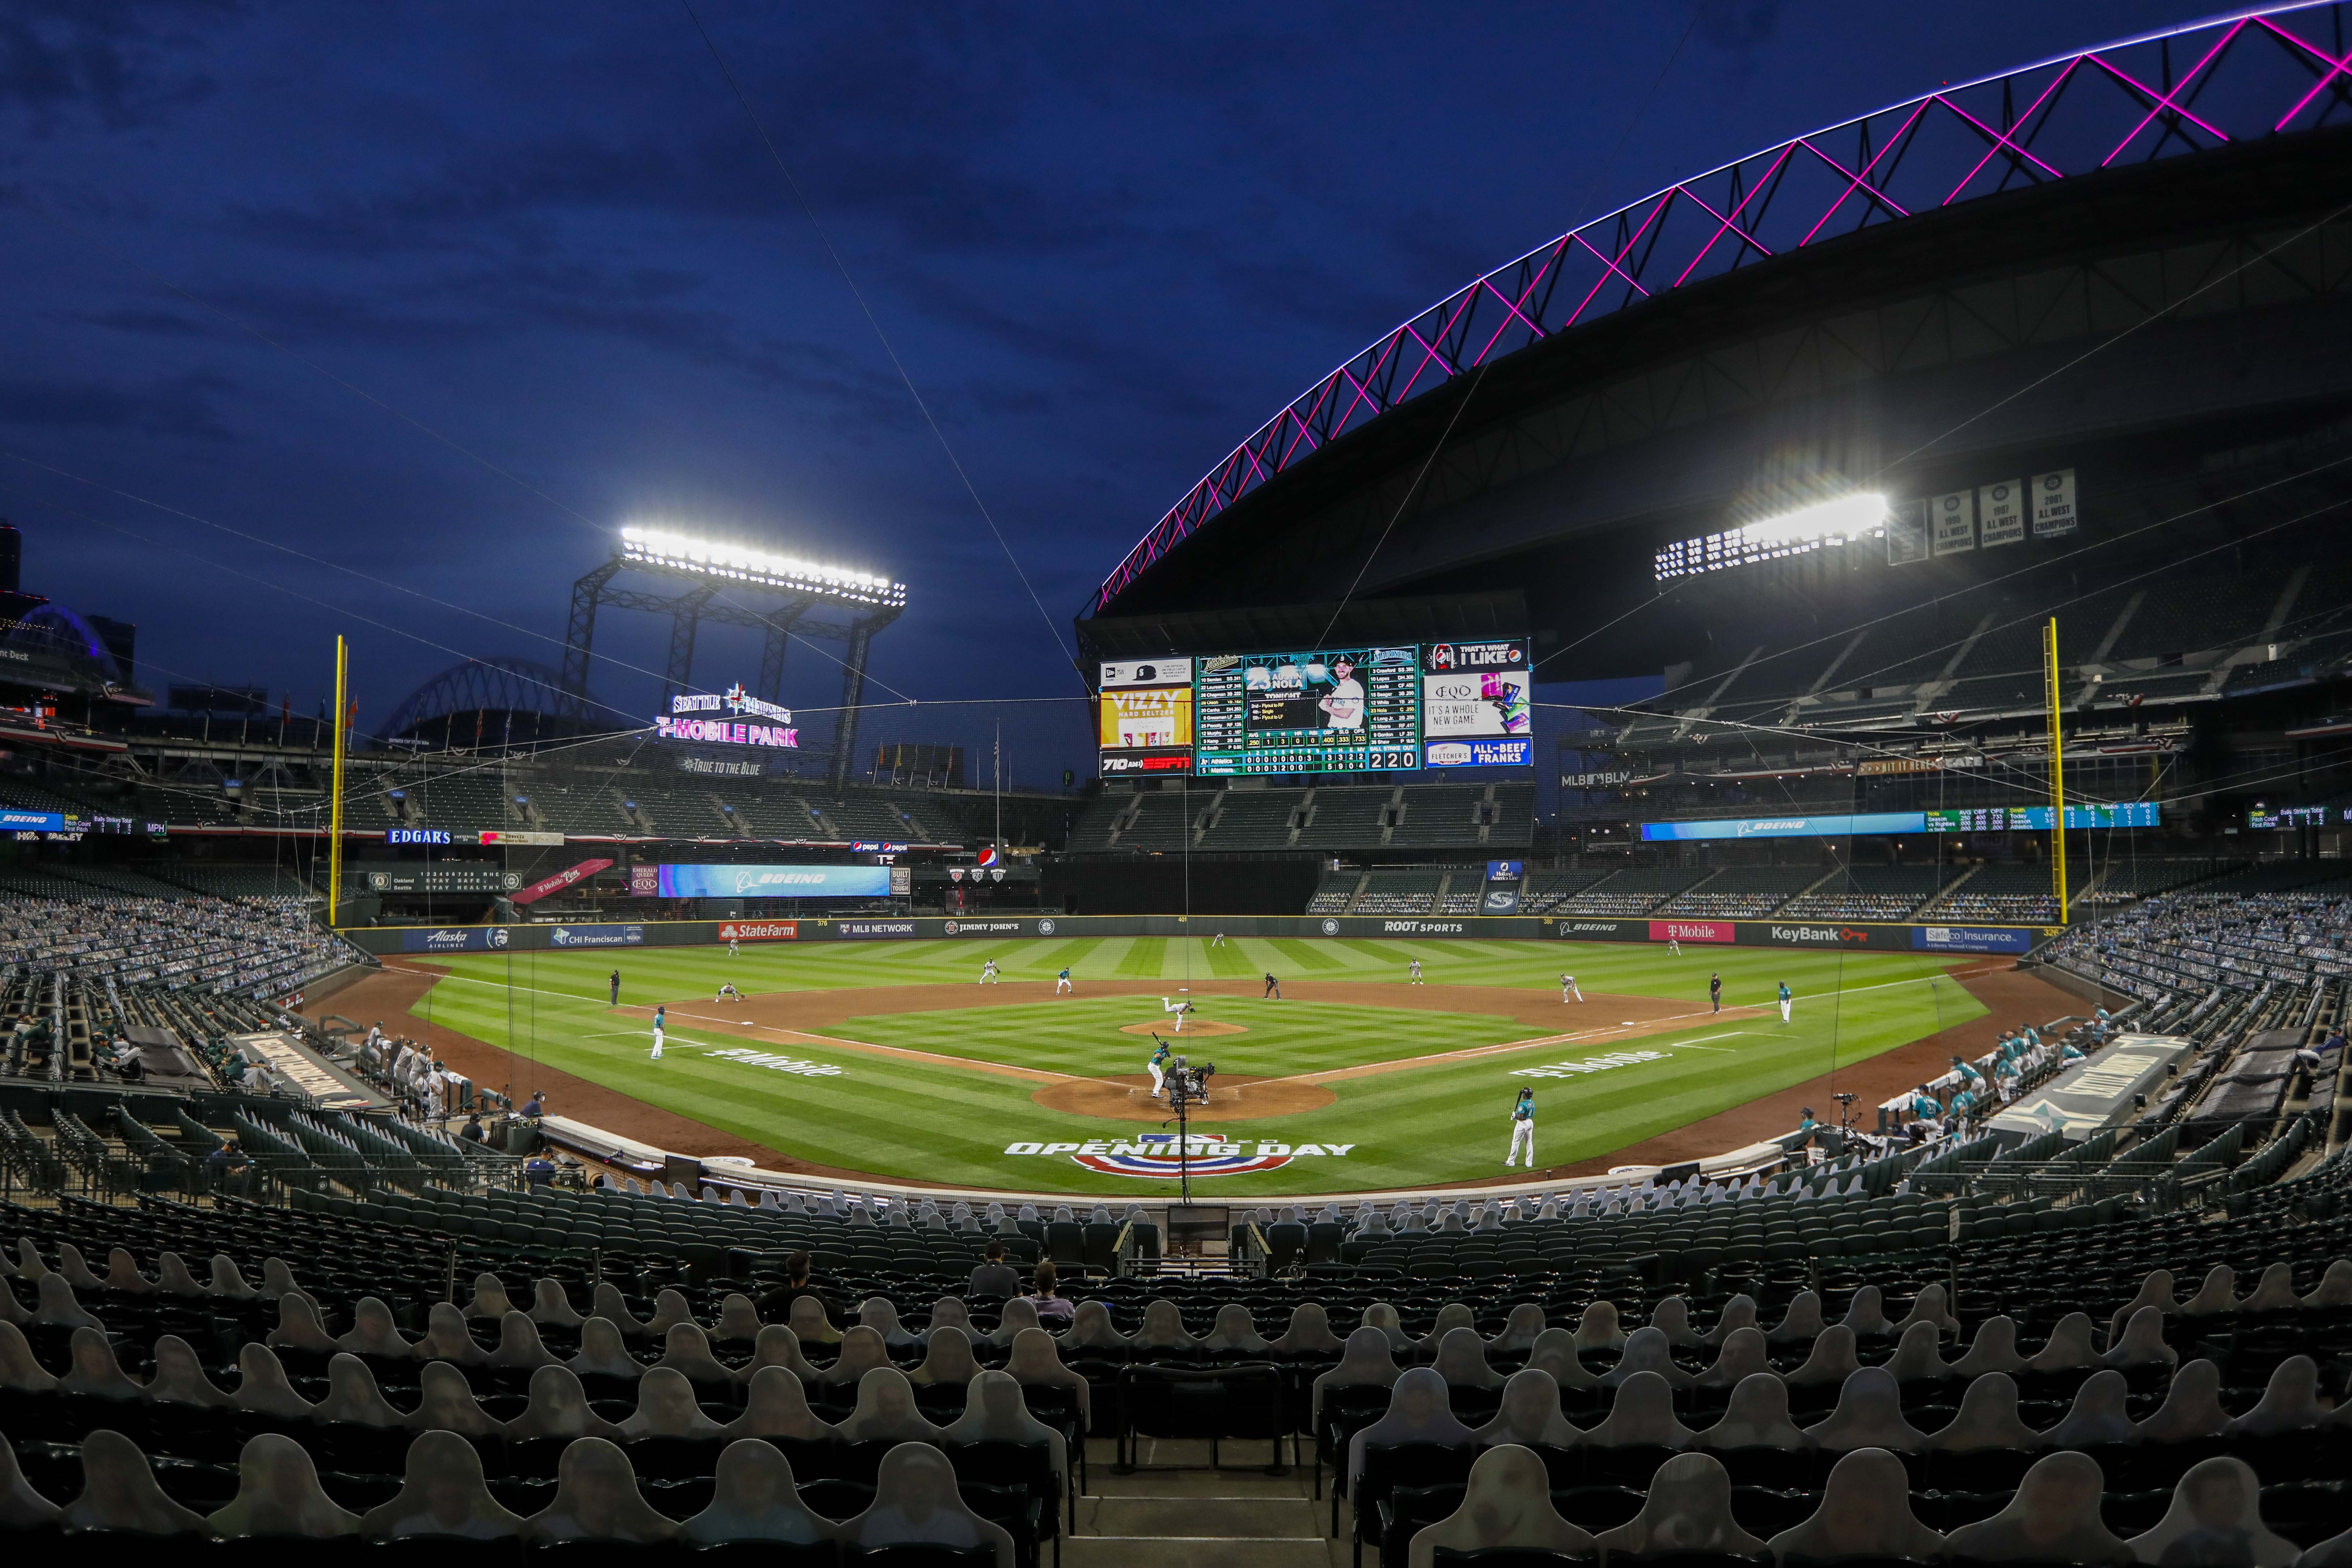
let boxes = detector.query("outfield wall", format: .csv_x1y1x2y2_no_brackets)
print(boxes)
343,912,2052,957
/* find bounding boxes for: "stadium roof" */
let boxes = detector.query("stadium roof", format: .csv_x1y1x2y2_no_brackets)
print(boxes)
1090,2,2352,616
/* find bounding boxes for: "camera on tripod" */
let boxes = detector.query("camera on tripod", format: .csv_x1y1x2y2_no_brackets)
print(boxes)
1165,1055,1217,1108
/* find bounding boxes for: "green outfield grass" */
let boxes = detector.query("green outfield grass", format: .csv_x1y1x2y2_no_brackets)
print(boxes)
831,996,1531,1079
405,937,1988,1194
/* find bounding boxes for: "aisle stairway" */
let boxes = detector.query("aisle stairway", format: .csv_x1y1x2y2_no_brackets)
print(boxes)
1070,1436,1342,1568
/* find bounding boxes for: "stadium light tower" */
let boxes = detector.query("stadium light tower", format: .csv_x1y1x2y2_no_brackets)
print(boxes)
562,525,907,790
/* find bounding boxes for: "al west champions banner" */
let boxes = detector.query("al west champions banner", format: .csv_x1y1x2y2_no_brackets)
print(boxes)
655,864,893,899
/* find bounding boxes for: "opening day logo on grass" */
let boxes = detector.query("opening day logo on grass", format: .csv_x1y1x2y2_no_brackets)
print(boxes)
1002,1133,1356,1177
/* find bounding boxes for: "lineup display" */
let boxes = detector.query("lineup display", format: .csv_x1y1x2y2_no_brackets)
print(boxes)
1099,638,1534,777
1924,803,2160,832
1196,646,1419,774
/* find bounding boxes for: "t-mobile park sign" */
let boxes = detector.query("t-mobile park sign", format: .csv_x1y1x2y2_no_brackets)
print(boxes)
657,683,799,748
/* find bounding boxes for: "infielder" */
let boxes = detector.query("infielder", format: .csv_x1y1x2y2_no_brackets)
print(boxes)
650,1004,667,1061
1160,996,1193,1033
1778,981,1793,1023
1056,966,1073,995
1408,959,1424,985
715,982,741,1001
1560,973,1583,1003
1147,1037,1171,1098
1505,1087,1536,1167
980,959,1001,985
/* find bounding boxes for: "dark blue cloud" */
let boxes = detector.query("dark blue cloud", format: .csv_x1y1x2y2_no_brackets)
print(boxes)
0,0,2228,781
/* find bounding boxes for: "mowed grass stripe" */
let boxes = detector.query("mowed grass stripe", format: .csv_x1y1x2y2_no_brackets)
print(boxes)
1267,938,1346,971
1201,937,1255,978
1115,937,1168,977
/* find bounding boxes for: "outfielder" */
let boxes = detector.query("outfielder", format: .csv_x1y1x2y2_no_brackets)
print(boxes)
1505,1087,1536,1167
650,1004,667,1061
727,935,739,959
1668,935,1681,956
1056,966,1073,995
1147,1037,1171,1098
980,959,1001,985
1160,996,1193,1033
1561,973,1583,1003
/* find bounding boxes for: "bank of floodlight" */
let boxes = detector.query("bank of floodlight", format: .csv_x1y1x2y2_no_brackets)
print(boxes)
619,525,907,608
1654,492,1887,581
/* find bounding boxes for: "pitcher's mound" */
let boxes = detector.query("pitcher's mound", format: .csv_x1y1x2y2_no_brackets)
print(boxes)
1114,1020,1249,1038
1033,1073,1333,1122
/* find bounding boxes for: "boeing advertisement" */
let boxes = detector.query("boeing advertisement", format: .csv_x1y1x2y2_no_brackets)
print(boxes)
1641,812,1929,841
655,863,893,899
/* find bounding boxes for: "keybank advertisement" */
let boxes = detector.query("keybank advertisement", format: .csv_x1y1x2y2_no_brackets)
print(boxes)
1914,925,2036,954
655,864,892,899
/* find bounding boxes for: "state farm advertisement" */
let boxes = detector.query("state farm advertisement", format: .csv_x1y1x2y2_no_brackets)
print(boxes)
1650,920,1734,944
718,921,798,942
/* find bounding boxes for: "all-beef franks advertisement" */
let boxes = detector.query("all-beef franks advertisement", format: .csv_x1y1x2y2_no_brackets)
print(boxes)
1421,639,1533,768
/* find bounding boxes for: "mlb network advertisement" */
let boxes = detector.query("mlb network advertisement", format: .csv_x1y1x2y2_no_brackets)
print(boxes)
1099,637,1532,777
655,864,893,899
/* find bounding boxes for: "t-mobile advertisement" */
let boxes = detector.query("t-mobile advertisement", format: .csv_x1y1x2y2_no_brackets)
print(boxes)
1421,639,1533,768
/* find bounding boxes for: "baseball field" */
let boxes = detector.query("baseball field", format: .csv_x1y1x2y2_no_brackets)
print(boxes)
333,933,2054,1196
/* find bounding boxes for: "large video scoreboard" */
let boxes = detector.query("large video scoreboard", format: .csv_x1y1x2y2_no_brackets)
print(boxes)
1098,637,1533,777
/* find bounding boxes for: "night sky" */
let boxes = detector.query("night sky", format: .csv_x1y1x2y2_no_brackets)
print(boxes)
1,1,2221,787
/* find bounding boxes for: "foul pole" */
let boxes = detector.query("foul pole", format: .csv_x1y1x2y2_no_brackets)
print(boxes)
329,635,348,926
2045,617,2068,925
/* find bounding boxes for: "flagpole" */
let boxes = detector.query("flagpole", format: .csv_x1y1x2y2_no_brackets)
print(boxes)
328,635,348,926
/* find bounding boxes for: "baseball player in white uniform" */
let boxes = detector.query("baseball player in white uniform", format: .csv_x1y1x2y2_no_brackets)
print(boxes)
1505,1087,1536,1166
1408,959,1424,985
1147,1038,1171,1098
1161,996,1193,1032
980,959,1001,985
1561,973,1583,1003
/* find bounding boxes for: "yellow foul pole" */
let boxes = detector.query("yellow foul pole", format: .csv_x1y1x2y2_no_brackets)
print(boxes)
329,635,348,926
2045,616,2068,925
